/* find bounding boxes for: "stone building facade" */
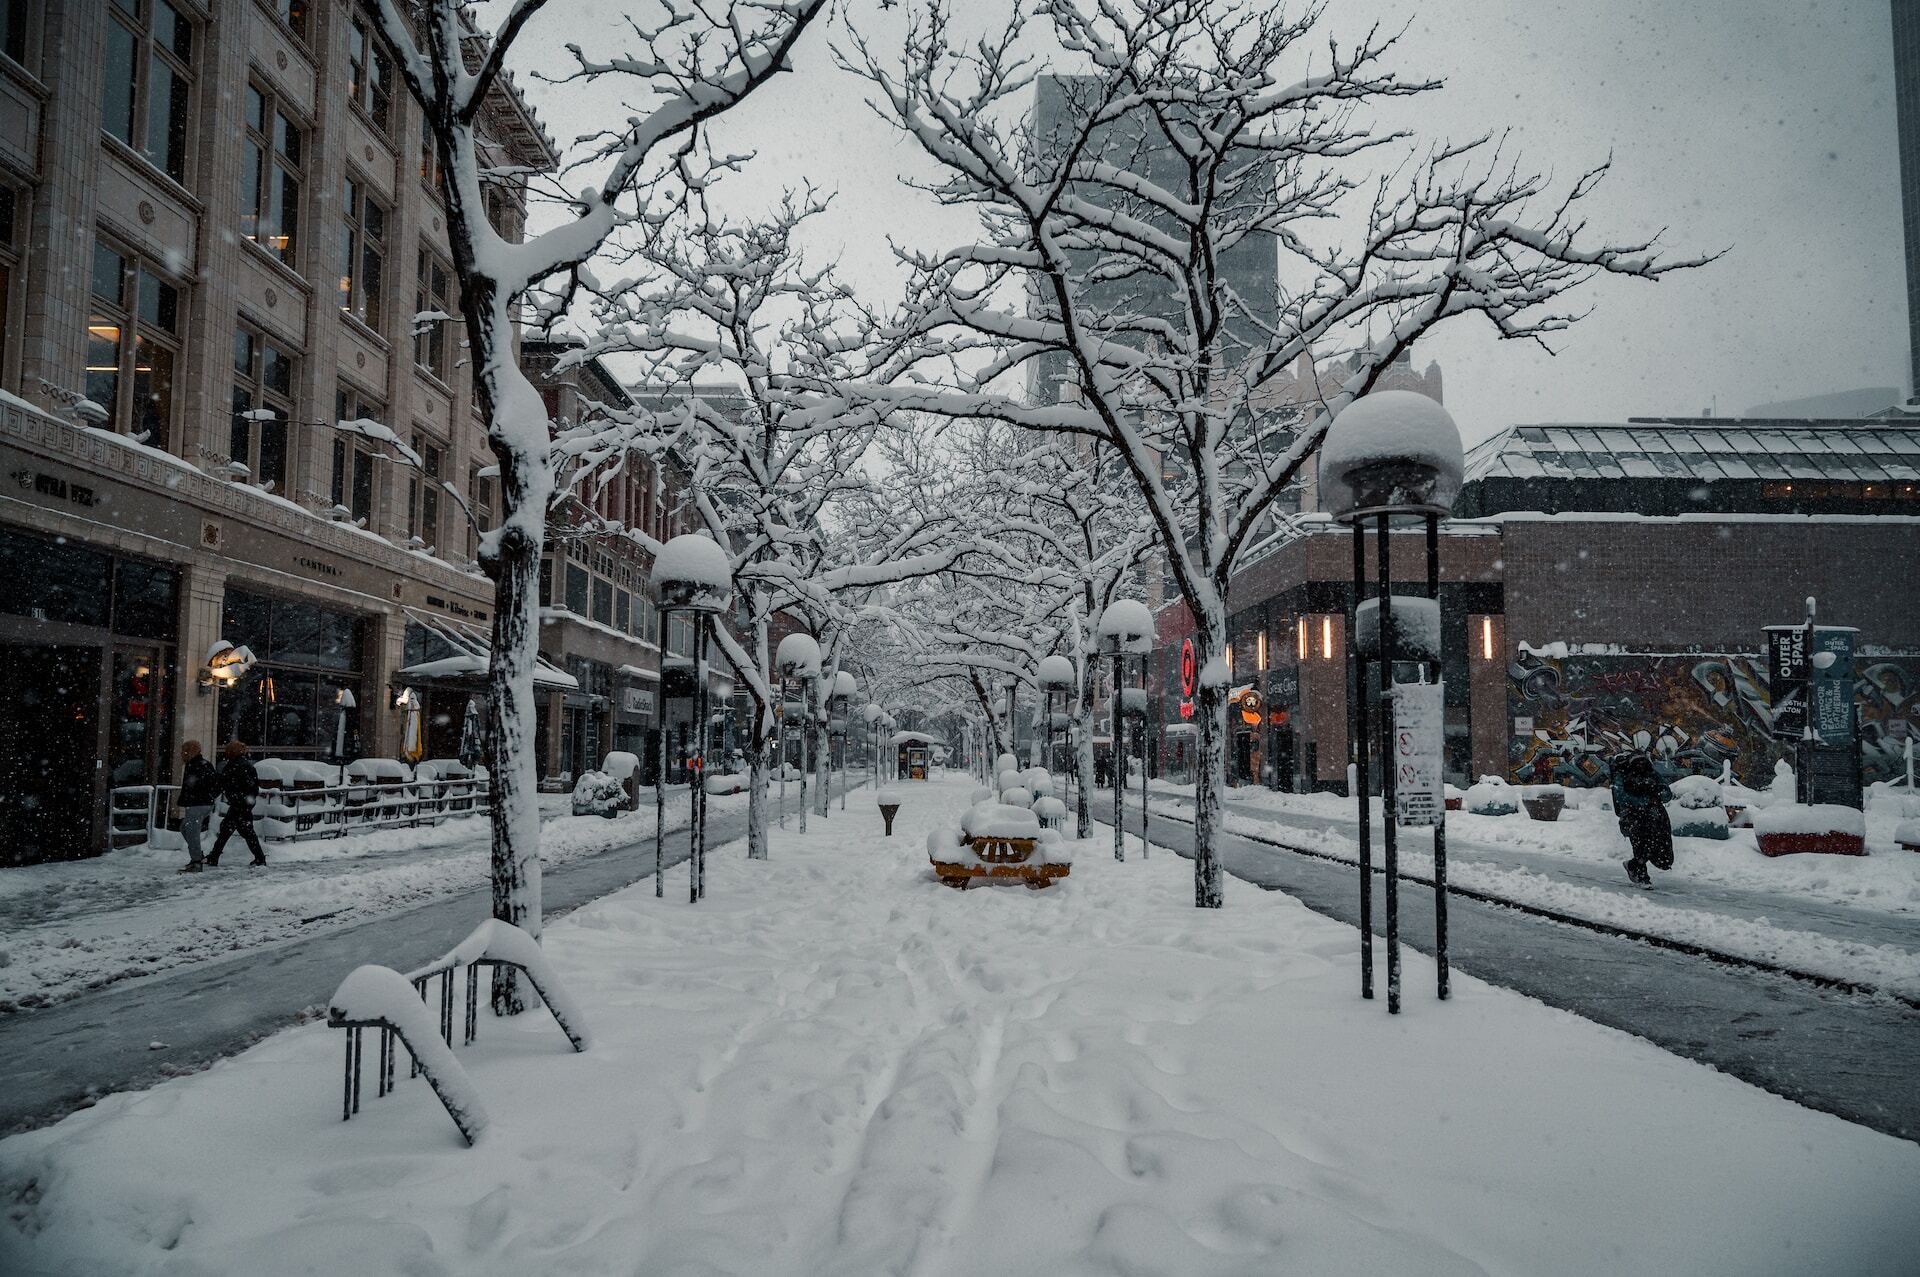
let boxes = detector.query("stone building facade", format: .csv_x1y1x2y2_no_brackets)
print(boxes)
0,0,556,862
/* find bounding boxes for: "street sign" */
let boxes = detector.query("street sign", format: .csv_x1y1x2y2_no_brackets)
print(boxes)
1764,625,1809,741
1393,680,1445,828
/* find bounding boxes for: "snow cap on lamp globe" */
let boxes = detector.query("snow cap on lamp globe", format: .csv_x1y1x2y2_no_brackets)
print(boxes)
1318,390,1463,522
833,670,858,699
651,534,732,612
775,631,823,679
1096,599,1154,654
1036,654,1075,690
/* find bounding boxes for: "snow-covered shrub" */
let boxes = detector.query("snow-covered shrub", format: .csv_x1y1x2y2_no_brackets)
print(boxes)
571,771,629,818
1465,776,1519,817
1669,774,1722,809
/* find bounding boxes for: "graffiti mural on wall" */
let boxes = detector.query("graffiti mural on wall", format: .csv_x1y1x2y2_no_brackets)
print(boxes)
1507,650,1920,789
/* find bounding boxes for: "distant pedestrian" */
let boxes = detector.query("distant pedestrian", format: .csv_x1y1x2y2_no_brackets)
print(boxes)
174,741,218,873
1610,752,1673,887
207,740,267,867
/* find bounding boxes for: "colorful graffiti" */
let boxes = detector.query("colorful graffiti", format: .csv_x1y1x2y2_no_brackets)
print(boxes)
1507,650,1920,789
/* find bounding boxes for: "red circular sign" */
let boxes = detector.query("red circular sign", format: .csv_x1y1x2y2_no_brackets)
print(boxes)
1179,638,1197,697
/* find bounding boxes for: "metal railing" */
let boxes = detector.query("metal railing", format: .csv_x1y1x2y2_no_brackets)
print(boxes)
108,777,491,849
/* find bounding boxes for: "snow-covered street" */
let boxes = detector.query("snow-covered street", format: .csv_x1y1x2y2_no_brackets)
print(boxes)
4,772,1914,1276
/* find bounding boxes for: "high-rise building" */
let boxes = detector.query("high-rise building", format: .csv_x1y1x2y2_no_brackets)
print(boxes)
1896,0,1920,394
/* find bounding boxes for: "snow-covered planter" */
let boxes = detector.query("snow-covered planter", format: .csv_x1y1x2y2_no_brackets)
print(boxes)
1520,784,1566,822
1667,774,1730,839
1896,819,1920,853
1466,777,1519,817
1750,804,1867,857
1443,783,1465,812
571,771,629,819
703,772,749,795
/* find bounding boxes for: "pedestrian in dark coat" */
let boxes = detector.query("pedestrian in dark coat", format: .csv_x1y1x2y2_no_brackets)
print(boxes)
207,740,267,867
175,741,219,872
1610,752,1673,886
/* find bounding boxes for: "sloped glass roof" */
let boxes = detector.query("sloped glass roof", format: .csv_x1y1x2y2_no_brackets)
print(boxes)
1463,418,1920,487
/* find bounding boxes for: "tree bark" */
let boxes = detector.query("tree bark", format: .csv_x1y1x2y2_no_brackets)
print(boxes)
1192,625,1227,909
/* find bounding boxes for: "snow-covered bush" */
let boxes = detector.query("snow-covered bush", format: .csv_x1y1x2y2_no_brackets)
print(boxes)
1669,774,1722,809
1667,779,1730,838
571,771,629,819
1465,777,1519,817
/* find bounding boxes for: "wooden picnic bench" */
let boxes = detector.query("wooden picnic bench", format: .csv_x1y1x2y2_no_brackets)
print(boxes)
930,834,1072,890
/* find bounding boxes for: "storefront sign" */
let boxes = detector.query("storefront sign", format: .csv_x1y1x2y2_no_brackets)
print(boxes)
11,466,99,508
1179,638,1196,697
1393,680,1445,828
1265,665,1299,705
1764,625,1809,742
623,687,655,718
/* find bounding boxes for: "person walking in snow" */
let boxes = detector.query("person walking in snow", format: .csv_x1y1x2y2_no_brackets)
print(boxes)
174,740,218,873
1610,752,1673,887
207,740,267,867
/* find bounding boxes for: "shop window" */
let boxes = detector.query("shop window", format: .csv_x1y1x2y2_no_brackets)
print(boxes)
242,82,304,266
339,177,386,333
219,590,366,756
0,526,110,627
88,238,183,451
414,249,453,380
231,325,295,492
103,0,193,184
347,17,393,133
113,558,178,641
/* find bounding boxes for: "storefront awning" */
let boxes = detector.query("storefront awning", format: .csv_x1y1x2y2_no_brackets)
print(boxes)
397,611,579,691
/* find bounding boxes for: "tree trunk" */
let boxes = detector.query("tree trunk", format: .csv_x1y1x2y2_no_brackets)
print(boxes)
746,714,771,860
1073,662,1095,839
1192,628,1227,909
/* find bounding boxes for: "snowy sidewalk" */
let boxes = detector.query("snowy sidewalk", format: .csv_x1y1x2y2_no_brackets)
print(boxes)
3,773,1914,1275
1142,784,1920,1001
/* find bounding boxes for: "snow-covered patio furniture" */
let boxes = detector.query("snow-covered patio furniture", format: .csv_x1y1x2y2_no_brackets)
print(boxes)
927,801,1073,889
327,919,590,1147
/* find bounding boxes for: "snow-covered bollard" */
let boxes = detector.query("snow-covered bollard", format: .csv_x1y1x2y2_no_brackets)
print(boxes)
875,786,905,836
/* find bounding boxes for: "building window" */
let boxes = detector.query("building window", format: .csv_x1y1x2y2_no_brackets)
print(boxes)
332,385,384,523
419,117,443,195
267,0,307,41
102,0,193,184
347,18,393,133
0,187,18,386
414,249,453,380
564,563,589,614
1,0,33,67
87,238,182,451
592,576,613,627
242,83,304,265
219,588,365,758
467,462,494,559
230,325,295,492
338,177,386,333
407,433,442,547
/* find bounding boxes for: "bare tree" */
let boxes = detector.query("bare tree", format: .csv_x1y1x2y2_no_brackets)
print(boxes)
846,0,1711,906
364,0,825,1006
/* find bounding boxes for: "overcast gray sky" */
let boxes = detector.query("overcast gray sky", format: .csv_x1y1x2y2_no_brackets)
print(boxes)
519,0,1906,445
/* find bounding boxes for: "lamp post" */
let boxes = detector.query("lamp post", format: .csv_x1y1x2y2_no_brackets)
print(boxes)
1320,390,1463,1013
650,535,733,904
832,671,858,810
1036,654,1074,806
1096,600,1153,863
861,702,882,787
775,633,823,834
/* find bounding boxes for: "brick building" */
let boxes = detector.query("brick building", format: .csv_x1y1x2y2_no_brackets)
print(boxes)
1150,415,1920,793
0,1,559,862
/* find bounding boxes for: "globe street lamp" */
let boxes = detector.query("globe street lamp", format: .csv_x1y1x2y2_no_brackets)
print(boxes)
650,534,733,904
1096,600,1153,864
1321,389,1463,1013
776,632,823,834
1035,654,1075,805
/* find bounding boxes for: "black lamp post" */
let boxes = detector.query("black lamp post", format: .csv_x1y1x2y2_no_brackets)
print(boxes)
650,535,733,904
1036,654,1074,805
1320,391,1463,1013
1096,601,1154,863
776,633,823,835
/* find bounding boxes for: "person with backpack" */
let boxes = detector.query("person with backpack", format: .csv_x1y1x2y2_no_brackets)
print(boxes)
207,740,267,867
1610,751,1674,887
174,740,219,873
